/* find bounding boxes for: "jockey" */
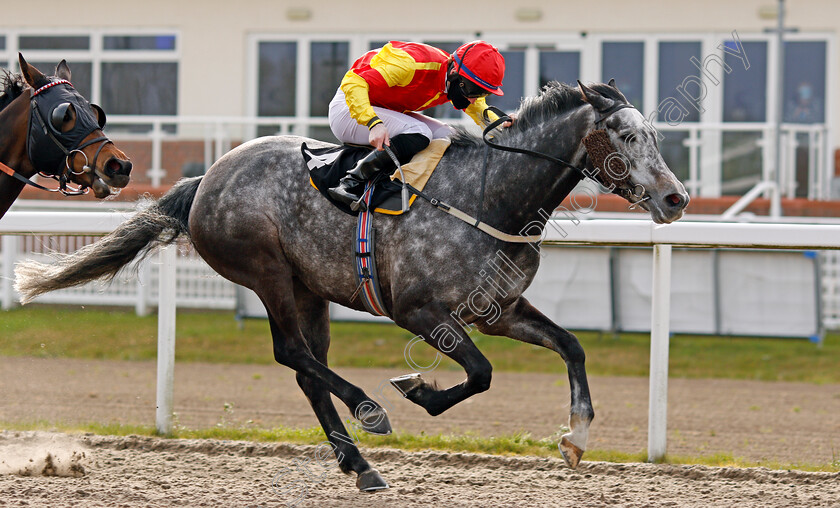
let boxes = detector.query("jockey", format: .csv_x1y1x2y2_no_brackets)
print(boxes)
328,40,510,211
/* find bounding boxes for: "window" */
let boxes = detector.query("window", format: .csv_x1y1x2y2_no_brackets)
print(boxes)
255,39,350,141
658,42,702,123
19,35,89,51
0,36,5,51
10,32,179,122
602,41,644,110
104,35,176,51
659,131,691,184
309,42,348,142
721,131,763,195
258,42,297,117
783,41,826,124
539,50,580,87
487,49,524,112
309,42,348,117
722,41,767,122
101,62,177,115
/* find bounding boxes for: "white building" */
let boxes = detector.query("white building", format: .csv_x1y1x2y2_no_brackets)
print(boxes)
2,0,836,199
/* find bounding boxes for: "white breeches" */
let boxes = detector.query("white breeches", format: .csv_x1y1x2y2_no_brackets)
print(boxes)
328,89,454,145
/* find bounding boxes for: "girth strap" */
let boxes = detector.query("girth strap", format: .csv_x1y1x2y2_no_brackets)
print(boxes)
352,181,391,317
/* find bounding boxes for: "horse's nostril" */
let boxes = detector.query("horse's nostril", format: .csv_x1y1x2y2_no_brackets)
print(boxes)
665,193,684,207
106,158,132,175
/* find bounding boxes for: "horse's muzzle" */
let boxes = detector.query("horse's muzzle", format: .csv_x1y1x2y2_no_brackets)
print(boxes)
101,157,132,188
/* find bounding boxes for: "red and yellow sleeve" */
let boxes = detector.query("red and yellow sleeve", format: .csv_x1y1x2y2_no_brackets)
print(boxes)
340,43,417,128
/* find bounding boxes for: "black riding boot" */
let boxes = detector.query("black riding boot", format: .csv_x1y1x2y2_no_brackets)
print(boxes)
328,133,430,212
328,149,395,212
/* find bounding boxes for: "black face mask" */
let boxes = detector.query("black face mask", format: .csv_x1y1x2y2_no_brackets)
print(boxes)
446,76,472,110
447,74,490,111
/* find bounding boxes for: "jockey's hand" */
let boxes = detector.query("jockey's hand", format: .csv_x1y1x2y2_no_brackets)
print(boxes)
369,123,390,151
502,113,517,129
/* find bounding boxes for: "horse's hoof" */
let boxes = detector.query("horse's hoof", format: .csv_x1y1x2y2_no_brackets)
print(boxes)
559,435,584,469
359,407,392,435
390,372,424,396
356,468,389,492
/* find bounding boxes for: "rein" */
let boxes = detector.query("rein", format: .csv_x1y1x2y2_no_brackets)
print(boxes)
410,102,640,244
481,103,635,185
0,160,72,192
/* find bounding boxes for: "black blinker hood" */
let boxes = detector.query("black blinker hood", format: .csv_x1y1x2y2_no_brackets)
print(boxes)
27,82,102,173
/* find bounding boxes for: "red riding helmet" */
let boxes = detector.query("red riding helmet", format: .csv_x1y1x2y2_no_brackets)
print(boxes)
452,41,505,96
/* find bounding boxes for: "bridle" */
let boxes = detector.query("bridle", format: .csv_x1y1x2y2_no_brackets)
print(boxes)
402,100,647,244
0,78,115,196
481,102,651,209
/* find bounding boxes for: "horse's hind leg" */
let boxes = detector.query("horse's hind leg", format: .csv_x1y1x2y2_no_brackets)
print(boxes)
289,281,387,491
390,301,494,417
476,297,594,469
258,273,392,436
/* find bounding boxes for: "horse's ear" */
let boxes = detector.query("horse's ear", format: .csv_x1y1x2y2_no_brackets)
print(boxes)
55,60,72,81
577,80,613,111
608,78,616,88
19,53,46,88
91,104,107,129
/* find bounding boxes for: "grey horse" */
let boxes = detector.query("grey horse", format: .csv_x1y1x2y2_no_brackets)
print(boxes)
14,81,689,493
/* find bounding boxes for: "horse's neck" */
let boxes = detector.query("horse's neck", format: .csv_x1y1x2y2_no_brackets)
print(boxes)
479,107,592,234
0,95,34,219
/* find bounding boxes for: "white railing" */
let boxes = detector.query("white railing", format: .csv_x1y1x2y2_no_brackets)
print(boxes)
3,212,840,457
0,212,235,313
102,115,831,199
5,211,840,329
656,122,831,200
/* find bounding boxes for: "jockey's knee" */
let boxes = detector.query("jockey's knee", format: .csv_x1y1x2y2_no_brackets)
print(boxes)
428,121,456,139
390,132,430,163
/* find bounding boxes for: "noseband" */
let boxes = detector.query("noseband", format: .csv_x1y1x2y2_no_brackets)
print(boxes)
482,102,649,207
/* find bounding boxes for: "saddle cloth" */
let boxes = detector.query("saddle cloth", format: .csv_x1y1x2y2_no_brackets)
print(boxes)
302,139,450,215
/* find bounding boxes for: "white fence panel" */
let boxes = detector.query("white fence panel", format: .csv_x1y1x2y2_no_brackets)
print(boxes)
522,247,613,331
718,251,819,337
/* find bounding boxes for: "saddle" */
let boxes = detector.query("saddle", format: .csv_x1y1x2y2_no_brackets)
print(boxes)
302,139,450,216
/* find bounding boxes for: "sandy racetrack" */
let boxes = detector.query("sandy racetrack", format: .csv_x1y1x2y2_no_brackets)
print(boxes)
1,357,840,506
0,431,838,507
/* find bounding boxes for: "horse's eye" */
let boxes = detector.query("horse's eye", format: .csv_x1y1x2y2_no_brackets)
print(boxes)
49,103,75,133
619,133,634,143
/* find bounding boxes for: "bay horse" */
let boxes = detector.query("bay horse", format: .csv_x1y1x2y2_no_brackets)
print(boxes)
14,81,688,493
0,54,132,219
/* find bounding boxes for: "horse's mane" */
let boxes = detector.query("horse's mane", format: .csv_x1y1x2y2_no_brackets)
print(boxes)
0,69,27,113
449,81,628,147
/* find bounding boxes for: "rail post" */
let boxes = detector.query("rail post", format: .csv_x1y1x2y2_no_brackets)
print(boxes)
155,244,178,434
1,235,19,310
648,244,673,462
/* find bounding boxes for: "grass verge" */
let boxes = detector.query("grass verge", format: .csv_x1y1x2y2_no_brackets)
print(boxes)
2,420,837,473
2,307,840,383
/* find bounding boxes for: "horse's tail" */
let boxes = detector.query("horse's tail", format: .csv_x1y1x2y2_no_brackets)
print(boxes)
14,176,203,304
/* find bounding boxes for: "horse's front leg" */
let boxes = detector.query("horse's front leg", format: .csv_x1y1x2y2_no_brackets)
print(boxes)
477,296,594,469
390,301,493,417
